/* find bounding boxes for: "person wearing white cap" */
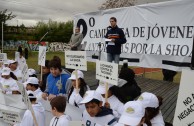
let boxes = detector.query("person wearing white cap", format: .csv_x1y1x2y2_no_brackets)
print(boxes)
96,81,124,120
25,77,43,103
9,59,23,83
67,70,90,110
0,67,20,94
80,90,117,126
137,92,165,126
114,101,146,126
14,91,45,126
28,68,37,78
3,60,9,68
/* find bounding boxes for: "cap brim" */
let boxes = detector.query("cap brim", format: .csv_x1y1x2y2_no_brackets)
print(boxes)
119,115,142,125
69,75,76,80
96,86,106,94
79,97,93,104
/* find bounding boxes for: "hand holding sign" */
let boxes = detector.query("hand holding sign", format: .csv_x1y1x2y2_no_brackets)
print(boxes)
96,60,118,102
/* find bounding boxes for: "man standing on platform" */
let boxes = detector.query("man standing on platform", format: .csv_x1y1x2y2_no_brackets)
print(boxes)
105,17,126,64
69,27,83,51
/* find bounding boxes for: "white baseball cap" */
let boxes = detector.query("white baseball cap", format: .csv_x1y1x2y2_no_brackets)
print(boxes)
26,77,39,85
2,67,11,76
27,90,36,98
137,92,159,108
95,81,113,94
80,90,102,104
119,101,145,125
28,68,36,76
9,59,17,64
69,70,84,80
3,60,9,65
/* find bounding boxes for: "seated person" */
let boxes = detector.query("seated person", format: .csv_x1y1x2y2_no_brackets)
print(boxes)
14,91,45,126
96,81,124,120
1,67,20,94
25,77,43,103
42,56,70,101
80,90,117,126
67,70,90,110
49,96,71,126
137,92,165,126
114,101,146,126
118,65,141,102
28,68,37,78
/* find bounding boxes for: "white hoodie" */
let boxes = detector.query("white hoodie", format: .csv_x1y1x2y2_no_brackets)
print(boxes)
15,102,45,126
33,88,43,103
49,115,71,126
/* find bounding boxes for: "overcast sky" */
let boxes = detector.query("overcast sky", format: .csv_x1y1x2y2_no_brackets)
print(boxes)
0,0,106,27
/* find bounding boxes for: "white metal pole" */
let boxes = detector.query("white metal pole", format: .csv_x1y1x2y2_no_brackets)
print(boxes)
2,22,3,53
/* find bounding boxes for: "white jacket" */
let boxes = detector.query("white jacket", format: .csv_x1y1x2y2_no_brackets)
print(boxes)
11,68,22,83
150,111,165,126
0,78,19,94
49,115,71,126
82,108,117,126
15,103,45,126
102,95,124,119
33,88,43,103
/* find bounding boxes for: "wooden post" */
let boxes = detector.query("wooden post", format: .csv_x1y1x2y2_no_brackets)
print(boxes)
105,83,109,103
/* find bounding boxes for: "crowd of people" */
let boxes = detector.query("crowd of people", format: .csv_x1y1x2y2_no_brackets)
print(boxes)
0,17,173,126
0,54,168,126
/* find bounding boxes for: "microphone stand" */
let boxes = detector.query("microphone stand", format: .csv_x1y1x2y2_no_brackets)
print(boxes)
35,30,50,50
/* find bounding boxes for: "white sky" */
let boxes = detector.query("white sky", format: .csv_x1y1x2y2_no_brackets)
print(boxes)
0,0,106,27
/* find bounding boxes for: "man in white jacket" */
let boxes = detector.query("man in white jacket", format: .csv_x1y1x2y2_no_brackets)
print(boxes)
14,91,45,126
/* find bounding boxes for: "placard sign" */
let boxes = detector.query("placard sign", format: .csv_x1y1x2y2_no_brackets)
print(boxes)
65,51,87,71
96,60,118,85
173,69,194,126
21,64,29,82
0,109,21,124
0,53,7,62
38,46,46,66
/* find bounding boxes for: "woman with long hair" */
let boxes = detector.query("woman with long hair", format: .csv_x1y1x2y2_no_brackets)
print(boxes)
67,70,89,110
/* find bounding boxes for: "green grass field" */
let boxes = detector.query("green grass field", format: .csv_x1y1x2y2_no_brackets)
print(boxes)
6,51,181,83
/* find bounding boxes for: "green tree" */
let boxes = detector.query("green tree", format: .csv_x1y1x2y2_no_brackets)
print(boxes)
0,9,16,23
34,19,73,43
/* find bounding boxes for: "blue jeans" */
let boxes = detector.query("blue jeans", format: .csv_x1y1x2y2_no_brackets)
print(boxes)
107,53,120,64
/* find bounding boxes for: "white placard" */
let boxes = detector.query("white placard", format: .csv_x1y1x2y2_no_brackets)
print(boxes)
0,53,7,62
21,64,29,82
38,46,46,66
0,109,21,124
15,52,20,61
96,60,118,85
173,69,194,126
16,82,32,111
65,51,87,71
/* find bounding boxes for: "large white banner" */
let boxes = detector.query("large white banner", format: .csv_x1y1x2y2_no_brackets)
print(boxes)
74,0,194,71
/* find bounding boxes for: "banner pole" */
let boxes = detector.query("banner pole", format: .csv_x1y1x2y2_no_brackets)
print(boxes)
191,36,194,70
75,69,79,94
